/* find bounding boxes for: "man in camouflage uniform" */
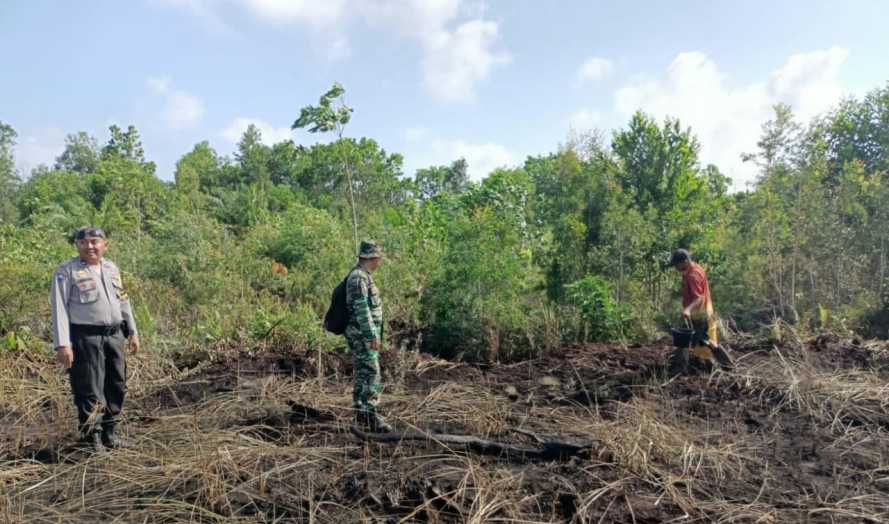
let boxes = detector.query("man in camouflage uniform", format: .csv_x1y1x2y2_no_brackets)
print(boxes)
50,227,140,450
345,240,392,432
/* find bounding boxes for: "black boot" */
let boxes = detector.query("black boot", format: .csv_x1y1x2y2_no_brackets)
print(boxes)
667,346,690,378
80,431,107,452
370,413,393,433
101,425,130,450
357,411,393,433
355,411,371,429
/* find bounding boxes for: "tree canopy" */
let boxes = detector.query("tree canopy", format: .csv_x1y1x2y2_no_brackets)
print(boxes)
5,82,889,359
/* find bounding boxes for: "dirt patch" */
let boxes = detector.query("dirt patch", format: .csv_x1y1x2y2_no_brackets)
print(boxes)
3,336,889,522
809,333,889,376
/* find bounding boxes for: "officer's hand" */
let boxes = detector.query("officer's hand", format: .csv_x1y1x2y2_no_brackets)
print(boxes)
128,335,141,355
57,346,74,369
370,338,381,351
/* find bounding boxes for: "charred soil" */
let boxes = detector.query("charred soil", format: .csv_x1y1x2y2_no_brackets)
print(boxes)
2,335,889,522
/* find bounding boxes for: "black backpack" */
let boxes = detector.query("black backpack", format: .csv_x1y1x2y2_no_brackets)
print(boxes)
323,270,354,335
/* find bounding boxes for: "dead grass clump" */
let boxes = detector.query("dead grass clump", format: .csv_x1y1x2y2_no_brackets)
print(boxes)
3,335,889,523
392,382,515,436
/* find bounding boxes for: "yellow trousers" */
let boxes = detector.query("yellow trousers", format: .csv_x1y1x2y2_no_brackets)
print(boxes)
690,315,718,360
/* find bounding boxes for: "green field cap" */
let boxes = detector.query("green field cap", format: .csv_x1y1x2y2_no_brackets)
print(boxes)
359,240,383,259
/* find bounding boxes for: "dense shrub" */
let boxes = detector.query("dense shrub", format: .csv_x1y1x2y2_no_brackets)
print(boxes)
565,275,633,342
4,84,889,369
421,207,541,361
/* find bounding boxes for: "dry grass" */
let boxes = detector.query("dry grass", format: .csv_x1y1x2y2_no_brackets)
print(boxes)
2,335,889,523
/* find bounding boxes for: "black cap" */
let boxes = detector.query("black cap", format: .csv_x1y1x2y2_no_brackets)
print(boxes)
670,249,690,267
74,227,107,240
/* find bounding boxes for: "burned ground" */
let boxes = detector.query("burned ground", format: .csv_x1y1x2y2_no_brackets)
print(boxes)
2,334,888,523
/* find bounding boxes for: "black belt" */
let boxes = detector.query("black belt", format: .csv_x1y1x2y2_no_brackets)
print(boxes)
71,324,121,336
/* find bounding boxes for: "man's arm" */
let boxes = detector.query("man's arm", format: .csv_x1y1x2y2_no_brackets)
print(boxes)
117,271,140,353
350,274,379,348
50,269,74,369
682,270,707,320
682,296,704,320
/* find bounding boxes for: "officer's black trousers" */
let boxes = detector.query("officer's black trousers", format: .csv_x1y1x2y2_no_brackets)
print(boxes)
68,327,127,435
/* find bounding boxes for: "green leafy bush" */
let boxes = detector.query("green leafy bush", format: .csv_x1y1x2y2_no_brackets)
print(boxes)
421,206,541,361
566,275,632,342
246,204,352,310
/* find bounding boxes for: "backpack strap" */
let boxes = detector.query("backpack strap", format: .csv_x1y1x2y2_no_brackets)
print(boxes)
344,267,360,314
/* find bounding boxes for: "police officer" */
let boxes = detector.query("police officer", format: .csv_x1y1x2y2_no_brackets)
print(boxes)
51,227,140,450
345,240,392,432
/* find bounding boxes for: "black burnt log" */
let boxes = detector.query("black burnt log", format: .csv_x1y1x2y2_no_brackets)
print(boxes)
350,426,592,461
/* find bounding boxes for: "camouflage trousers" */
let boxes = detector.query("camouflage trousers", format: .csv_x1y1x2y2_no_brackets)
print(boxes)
346,335,382,414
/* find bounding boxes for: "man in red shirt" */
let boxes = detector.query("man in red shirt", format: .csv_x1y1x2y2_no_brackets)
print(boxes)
668,249,733,376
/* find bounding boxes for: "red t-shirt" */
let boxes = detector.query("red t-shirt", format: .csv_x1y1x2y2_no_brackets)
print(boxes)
682,262,711,310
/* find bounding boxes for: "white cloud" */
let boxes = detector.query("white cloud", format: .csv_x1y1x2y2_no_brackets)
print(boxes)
164,92,205,129
576,57,613,84
14,126,66,176
221,117,294,144
403,126,431,142
443,139,514,179
360,0,461,38
326,34,351,61
147,76,171,94
770,47,849,120
240,0,348,26
613,47,850,189
146,77,205,129
403,127,516,180
567,108,601,131
163,0,510,101
148,0,232,32
355,1,509,100
421,19,511,101
356,1,510,100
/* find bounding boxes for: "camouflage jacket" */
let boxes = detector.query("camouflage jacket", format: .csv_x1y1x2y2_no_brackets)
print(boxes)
345,265,383,342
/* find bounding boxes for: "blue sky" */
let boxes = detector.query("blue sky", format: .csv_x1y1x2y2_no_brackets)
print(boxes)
3,1,888,189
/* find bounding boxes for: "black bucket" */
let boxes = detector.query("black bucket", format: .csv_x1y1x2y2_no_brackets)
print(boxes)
671,327,694,348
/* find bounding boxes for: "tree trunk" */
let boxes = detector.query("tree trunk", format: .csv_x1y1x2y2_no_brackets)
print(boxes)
337,139,360,253
879,236,885,299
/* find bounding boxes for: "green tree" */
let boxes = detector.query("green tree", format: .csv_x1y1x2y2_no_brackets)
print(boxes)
0,122,21,224
267,140,305,186
292,82,360,251
612,112,705,214
421,205,539,360
525,149,610,301
16,168,94,230
610,112,717,312
175,141,221,194
415,158,469,199
596,189,655,309
742,103,801,183
89,156,170,234
55,132,100,173
819,84,889,180
723,96,889,329
703,164,731,196
102,124,156,174
289,138,406,212
566,275,631,342
236,124,272,187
